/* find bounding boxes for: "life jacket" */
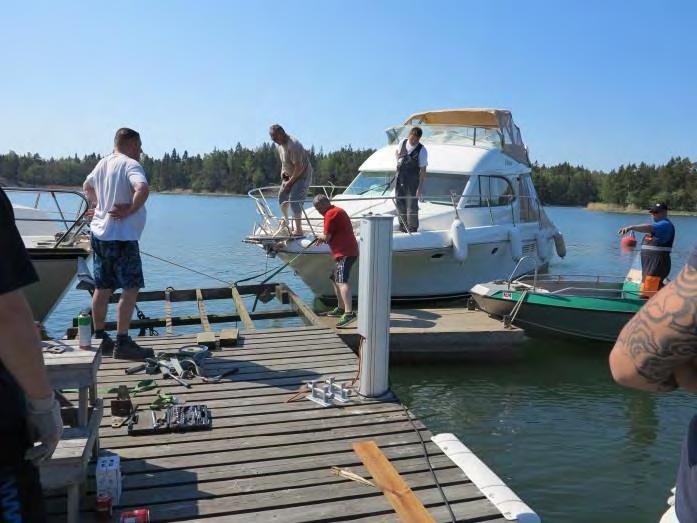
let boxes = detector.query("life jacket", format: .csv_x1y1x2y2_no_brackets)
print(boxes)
396,139,423,181
639,219,675,298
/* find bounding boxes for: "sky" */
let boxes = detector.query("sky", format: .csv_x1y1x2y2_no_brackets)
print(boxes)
1,0,696,170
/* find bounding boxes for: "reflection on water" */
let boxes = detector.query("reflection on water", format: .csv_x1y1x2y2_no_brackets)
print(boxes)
43,198,697,523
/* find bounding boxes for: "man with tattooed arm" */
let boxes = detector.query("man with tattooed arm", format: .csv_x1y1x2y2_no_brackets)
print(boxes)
610,246,697,522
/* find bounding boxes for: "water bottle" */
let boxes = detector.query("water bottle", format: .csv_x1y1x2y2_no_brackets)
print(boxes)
77,311,92,350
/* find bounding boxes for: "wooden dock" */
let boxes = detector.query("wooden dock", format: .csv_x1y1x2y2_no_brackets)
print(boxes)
320,307,525,362
47,325,519,522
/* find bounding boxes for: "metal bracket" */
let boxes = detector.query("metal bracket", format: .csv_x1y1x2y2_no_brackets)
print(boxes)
306,377,352,407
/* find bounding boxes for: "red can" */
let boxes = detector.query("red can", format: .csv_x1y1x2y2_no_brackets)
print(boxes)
120,509,150,523
95,494,112,521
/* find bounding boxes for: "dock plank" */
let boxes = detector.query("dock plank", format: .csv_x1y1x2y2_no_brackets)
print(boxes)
47,325,515,522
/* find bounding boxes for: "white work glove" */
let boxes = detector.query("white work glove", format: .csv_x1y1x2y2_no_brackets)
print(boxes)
24,394,63,464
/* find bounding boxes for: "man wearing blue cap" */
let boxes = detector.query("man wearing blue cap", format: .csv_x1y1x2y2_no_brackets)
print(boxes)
619,202,675,297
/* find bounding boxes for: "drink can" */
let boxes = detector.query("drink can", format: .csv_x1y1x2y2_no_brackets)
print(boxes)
77,311,92,350
95,494,112,520
120,509,150,522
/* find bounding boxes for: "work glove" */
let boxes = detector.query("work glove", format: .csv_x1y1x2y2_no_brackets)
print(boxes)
24,394,63,465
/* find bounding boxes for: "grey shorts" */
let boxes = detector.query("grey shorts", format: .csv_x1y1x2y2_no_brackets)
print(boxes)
279,174,312,214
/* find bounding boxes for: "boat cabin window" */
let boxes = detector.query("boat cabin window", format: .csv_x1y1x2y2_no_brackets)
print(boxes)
420,173,470,205
462,175,515,207
343,171,394,196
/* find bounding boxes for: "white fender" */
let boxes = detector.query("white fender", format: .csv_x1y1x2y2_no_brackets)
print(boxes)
450,218,468,262
508,227,523,261
553,230,567,258
536,230,552,262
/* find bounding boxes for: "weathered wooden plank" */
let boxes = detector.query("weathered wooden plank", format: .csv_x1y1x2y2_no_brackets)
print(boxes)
99,402,404,439
348,498,508,523
108,284,279,304
164,287,173,335
230,286,255,330
99,394,392,430
111,463,460,515
95,368,358,399
353,440,436,523
282,283,323,326
95,353,356,382
117,430,431,474
98,410,408,449
96,351,353,377
99,310,298,331
112,476,479,523
97,441,444,491
106,420,427,461
195,288,211,331
46,456,457,512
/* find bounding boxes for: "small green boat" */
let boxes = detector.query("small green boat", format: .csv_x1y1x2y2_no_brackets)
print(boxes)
470,273,647,342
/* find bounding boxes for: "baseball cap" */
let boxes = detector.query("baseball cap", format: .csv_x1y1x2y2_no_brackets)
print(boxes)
648,202,668,213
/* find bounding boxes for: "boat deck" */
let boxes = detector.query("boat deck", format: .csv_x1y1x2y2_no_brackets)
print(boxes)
47,326,516,522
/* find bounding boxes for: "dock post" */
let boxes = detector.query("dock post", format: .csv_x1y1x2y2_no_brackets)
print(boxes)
356,215,393,398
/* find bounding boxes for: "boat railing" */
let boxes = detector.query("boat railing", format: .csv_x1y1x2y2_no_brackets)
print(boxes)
248,185,544,239
507,256,540,289
5,187,90,249
512,272,655,298
544,286,651,298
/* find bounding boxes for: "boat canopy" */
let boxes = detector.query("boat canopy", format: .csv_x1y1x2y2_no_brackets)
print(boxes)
398,108,530,167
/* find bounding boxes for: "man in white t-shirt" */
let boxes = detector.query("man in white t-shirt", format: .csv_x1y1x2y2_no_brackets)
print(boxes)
394,126,428,232
83,128,153,360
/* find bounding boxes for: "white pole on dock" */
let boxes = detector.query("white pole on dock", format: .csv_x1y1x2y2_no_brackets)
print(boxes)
357,215,393,398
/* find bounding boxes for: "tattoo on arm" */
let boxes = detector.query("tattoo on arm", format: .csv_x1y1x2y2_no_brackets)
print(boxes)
617,264,697,390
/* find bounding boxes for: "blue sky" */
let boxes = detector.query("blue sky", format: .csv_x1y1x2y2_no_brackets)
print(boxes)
2,1,695,170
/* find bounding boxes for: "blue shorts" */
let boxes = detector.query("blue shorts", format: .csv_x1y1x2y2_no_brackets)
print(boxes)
91,237,144,290
330,256,356,284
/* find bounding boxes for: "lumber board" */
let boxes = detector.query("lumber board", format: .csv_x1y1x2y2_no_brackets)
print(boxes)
354,440,436,523
230,286,255,330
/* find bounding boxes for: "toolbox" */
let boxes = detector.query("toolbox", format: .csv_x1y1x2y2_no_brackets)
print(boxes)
128,404,212,435
167,405,212,432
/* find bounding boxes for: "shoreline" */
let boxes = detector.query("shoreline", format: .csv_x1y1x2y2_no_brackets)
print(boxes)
155,188,245,197
586,202,697,216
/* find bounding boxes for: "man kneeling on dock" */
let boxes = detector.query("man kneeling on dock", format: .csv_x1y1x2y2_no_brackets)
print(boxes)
313,195,358,328
83,128,154,360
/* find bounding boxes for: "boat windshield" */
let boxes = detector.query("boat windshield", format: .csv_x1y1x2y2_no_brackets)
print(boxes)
342,171,469,205
343,171,394,196
386,125,502,148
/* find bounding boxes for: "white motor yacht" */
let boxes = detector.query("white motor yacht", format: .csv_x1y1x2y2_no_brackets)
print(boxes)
246,108,566,301
7,187,91,322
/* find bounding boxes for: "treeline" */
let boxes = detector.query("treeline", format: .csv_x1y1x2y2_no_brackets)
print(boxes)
531,157,696,210
1,148,695,210
0,145,374,195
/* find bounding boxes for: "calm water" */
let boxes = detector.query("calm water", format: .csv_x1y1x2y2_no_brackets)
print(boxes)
44,195,697,523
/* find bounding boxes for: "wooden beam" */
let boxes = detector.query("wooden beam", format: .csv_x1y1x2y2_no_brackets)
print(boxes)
231,287,255,331
109,284,279,304
281,284,321,326
164,287,173,335
352,440,436,523
72,310,297,334
196,288,211,332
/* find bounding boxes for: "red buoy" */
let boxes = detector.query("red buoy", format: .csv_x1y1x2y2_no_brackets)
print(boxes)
620,232,637,251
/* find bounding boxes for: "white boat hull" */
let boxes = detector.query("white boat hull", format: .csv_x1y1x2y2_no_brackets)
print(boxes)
279,234,550,301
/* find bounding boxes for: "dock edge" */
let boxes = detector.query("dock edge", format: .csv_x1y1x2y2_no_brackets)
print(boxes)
431,433,541,523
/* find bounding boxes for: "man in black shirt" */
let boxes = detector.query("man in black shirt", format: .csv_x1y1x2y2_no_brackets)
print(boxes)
0,187,63,522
